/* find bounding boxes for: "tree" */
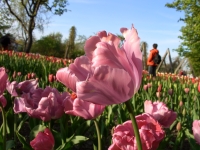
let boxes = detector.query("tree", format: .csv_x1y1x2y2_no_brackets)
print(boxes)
3,0,69,53
31,32,65,58
165,0,200,75
140,41,148,70
0,2,14,36
65,26,76,59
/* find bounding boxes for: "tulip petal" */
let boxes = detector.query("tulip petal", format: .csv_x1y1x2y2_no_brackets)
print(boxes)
0,95,7,108
13,97,26,113
77,66,134,105
56,56,91,92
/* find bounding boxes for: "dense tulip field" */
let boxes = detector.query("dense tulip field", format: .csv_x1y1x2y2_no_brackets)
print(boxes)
0,26,200,150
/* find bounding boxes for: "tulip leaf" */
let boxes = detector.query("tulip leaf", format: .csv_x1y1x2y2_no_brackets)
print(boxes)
66,135,89,145
29,124,47,140
93,144,97,150
185,129,200,150
17,114,29,131
16,131,32,150
6,140,15,150
71,136,89,144
55,142,72,150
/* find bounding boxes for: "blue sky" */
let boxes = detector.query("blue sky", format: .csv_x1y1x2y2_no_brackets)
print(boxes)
35,0,184,58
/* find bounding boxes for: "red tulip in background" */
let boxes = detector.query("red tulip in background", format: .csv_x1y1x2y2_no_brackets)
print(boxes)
109,113,165,150
157,84,162,92
56,25,142,105
144,100,177,128
198,82,200,93
192,120,200,145
0,67,8,108
0,67,8,95
30,128,55,150
13,86,68,121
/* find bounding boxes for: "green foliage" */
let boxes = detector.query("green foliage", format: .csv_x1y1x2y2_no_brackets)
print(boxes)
165,0,200,76
31,32,65,58
3,0,69,53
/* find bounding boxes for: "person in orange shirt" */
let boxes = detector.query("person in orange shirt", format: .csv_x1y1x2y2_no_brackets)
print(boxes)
147,43,159,77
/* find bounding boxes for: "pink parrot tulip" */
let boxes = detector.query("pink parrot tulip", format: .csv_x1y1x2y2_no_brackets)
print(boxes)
30,128,54,150
63,93,105,119
56,25,142,105
109,113,165,150
7,79,38,97
0,95,7,108
13,86,68,121
192,120,200,145
144,100,177,128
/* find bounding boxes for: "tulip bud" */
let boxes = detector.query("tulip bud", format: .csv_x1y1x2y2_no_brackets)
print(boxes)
143,85,148,91
184,88,189,94
168,89,173,96
176,122,181,131
48,74,54,82
31,73,36,78
147,83,152,88
27,73,31,79
179,101,183,107
17,72,21,76
12,71,16,78
157,84,162,92
182,108,186,116
156,92,161,98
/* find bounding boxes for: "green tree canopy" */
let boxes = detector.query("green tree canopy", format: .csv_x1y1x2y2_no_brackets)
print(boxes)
166,0,200,76
3,0,69,53
31,32,65,58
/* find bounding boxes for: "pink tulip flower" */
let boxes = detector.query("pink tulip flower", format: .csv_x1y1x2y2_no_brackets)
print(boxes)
193,120,200,145
30,128,55,150
109,113,165,150
144,100,177,128
0,67,8,95
13,86,68,121
0,95,7,108
7,79,38,96
63,93,105,120
56,25,142,105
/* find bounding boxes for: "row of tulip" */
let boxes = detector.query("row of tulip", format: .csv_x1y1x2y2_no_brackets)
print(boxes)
0,25,200,150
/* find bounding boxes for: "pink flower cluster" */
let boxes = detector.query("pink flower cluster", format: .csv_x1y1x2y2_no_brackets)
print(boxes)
109,100,177,150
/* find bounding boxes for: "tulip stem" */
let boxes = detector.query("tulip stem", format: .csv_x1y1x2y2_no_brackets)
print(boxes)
125,100,142,150
0,104,6,150
94,119,102,150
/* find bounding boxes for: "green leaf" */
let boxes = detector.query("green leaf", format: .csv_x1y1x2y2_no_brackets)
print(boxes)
29,124,47,140
56,142,72,150
16,131,32,150
6,140,15,150
17,114,29,131
67,135,89,145
185,129,200,150
93,144,97,150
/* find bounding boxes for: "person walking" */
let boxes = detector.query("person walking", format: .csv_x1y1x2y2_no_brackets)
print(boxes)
147,43,159,77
